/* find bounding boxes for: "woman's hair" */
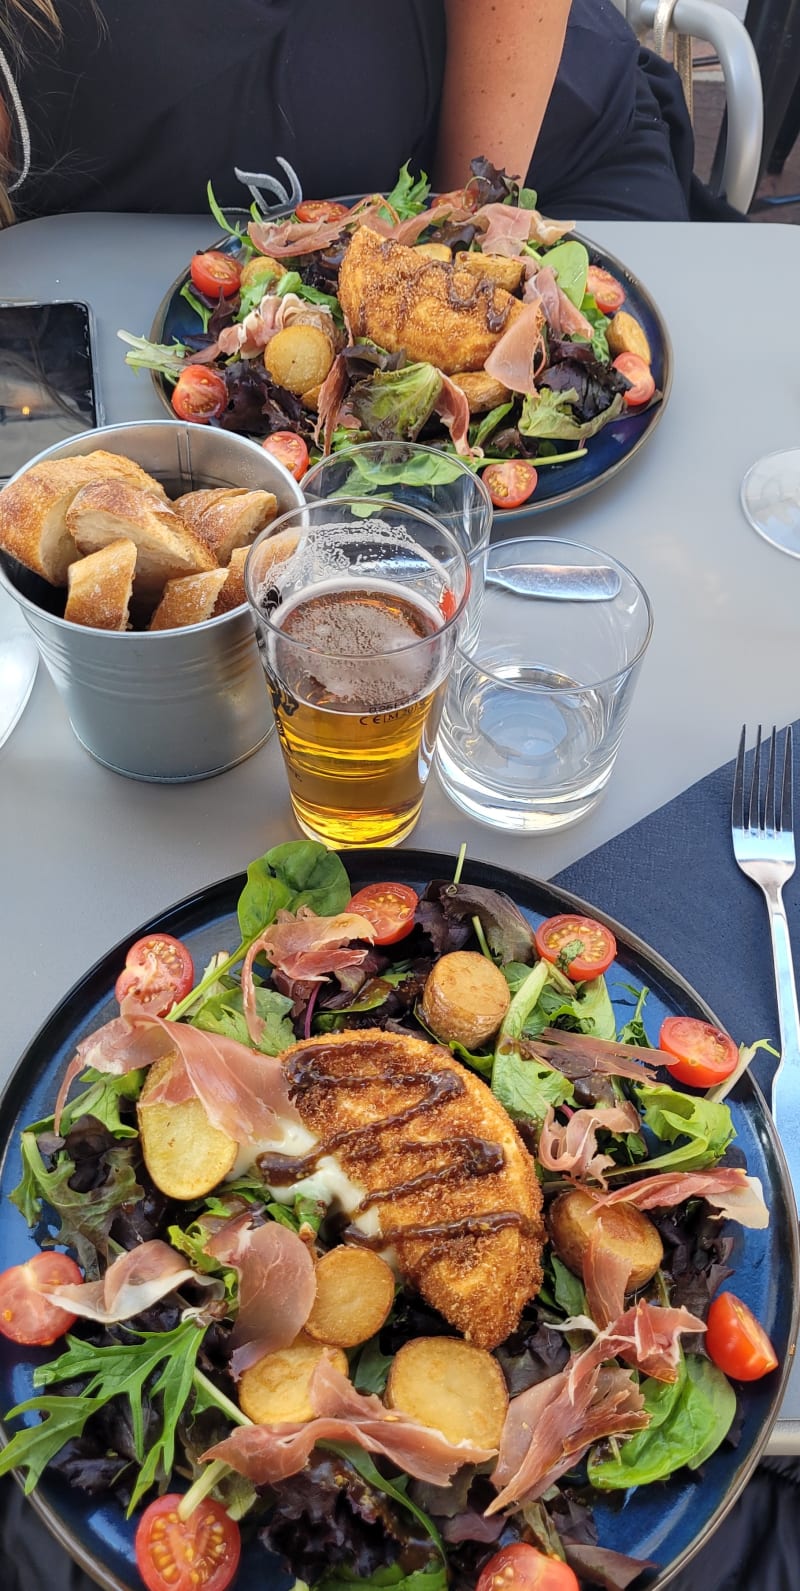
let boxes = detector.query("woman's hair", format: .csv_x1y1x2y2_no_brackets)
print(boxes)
0,1,61,224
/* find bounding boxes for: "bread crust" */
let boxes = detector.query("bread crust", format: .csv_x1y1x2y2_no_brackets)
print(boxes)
64,539,138,630
174,487,278,565
280,1028,544,1349
66,482,216,597
0,451,167,585
149,568,230,630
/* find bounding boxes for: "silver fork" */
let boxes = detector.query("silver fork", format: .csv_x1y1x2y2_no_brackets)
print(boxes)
732,724,800,1141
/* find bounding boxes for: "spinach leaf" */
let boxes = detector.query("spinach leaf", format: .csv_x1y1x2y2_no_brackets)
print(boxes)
1,1320,207,1510
259,841,352,916
634,1083,735,1173
469,401,514,451
550,1254,588,1319
587,1353,736,1488
540,240,589,307
192,984,295,1055
351,1335,395,1396
333,450,467,499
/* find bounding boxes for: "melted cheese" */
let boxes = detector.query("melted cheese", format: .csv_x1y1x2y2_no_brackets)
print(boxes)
227,1119,382,1240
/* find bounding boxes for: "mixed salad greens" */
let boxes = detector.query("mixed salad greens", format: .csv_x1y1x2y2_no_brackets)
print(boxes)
0,841,780,1591
119,159,662,512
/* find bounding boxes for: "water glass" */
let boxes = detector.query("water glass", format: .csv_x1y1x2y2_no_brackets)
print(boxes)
244,498,469,848
435,537,653,832
302,441,492,643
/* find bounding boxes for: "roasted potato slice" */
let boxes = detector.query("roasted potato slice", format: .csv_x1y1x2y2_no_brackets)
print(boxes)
137,1053,237,1200
414,243,453,262
264,324,335,394
386,1337,508,1448
458,251,525,294
606,311,652,364
420,951,511,1050
548,1187,664,1292
304,1246,395,1348
238,1341,349,1424
240,255,282,291
451,370,511,414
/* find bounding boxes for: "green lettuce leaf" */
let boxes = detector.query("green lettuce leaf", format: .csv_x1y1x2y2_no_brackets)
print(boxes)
382,161,432,221
519,387,624,442
523,976,616,1041
634,1082,736,1172
10,1131,142,1270
351,363,443,442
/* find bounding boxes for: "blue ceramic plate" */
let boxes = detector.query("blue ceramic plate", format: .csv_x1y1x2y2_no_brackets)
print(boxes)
0,849,793,1591
148,229,672,523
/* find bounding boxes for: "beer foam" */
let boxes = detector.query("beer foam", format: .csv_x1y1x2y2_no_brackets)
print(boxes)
274,580,443,712
255,519,429,616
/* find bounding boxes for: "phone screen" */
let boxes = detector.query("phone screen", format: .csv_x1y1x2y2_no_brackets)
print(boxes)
0,301,101,481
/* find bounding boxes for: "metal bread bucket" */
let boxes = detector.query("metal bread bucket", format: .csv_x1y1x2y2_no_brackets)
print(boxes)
0,421,305,781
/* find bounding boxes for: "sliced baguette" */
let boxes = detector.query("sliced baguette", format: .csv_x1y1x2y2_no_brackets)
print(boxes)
211,544,249,615
64,539,138,631
0,451,167,585
66,482,216,598
149,567,229,630
174,487,278,565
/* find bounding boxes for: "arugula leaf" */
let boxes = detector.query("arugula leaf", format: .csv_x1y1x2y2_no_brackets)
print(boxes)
3,1320,207,1510
179,282,214,332
192,984,295,1055
24,1068,143,1141
587,1354,736,1488
321,1442,444,1560
273,270,345,326
382,161,431,221
206,180,244,238
10,1131,142,1269
266,1192,327,1236
634,1083,735,1173
616,984,653,1048
519,387,625,442
492,1048,574,1124
116,331,189,380
321,1567,446,1591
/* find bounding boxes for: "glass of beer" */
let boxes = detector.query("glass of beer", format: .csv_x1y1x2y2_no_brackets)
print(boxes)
244,499,470,847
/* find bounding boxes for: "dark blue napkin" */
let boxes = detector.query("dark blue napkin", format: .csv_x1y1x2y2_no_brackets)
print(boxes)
553,724,800,1099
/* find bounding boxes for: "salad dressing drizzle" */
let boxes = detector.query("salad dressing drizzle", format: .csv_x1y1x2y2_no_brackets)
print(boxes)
257,1040,515,1248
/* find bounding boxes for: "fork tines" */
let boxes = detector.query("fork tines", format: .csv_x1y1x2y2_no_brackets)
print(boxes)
733,723,794,836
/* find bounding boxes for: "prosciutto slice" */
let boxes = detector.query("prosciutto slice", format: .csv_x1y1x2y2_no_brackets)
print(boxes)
487,1349,647,1513
432,372,477,458
313,351,349,453
583,1227,631,1328
472,202,574,251
203,1354,495,1485
241,907,376,1045
205,1214,316,1377
483,300,546,396
216,293,333,359
592,1300,707,1383
598,1168,770,1229
537,1100,642,1187
42,1240,218,1323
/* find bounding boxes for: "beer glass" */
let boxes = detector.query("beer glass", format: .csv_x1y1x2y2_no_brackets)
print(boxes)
244,499,470,847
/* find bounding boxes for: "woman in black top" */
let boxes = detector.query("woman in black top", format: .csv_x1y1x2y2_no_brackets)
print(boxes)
0,0,693,224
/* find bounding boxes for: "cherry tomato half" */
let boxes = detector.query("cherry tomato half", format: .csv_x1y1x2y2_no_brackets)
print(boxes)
115,933,195,1016
657,1016,739,1087
295,200,351,224
190,250,243,299
347,882,419,946
705,1292,778,1381
171,366,229,424
134,1494,241,1591
262,430,310,481
613,352,656,408
0,1251,83,1346
534,913,617,981
481,460,538,510
476,1543,580,1591
586,265,625,315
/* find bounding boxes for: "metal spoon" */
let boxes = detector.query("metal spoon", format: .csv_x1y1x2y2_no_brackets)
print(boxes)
486,562,622,601
0,631,39,749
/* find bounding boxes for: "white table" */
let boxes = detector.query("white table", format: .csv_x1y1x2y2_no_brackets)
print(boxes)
2,212,800,1449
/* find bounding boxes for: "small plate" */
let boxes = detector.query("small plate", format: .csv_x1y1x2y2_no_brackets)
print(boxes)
147,227,672,523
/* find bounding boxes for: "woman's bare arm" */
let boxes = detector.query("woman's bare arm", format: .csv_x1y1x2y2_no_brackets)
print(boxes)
435,0,570,189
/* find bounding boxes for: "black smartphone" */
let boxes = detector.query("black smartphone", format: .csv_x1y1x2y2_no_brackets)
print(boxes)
0,300,102,481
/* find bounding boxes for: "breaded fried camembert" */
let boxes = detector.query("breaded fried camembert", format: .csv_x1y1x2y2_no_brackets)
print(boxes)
271,1028,544,1349
337,227,523,375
